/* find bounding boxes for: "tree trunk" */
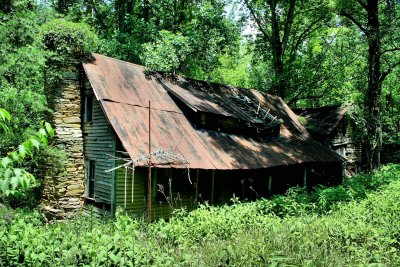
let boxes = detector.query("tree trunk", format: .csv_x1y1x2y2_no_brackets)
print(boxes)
269,0,286,99
0,0,13,13
365,0,382,171
115,0,125,32
143,0,149,23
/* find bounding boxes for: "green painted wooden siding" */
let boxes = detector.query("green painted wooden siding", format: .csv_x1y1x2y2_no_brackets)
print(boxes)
115,163,146,214
115,164,198,219
82,81,115,204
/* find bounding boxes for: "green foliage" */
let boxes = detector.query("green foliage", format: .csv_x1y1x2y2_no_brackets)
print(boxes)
0,165,399,266
141,31,191,72
0,110,54,200
41,18,99,84
41,19,98,60
76,0,241,76
0,0,50,153
0,109,11,132
207,42,253,88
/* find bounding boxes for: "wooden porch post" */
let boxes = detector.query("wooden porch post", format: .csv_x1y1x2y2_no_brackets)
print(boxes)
195,169,199,203
168,169,173,202
267,175,272,197
211,170,215,204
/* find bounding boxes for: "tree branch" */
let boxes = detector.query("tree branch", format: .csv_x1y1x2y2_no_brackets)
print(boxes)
288,90,327,106
380,47,400,56
282,0,297,53
288,17,325,63
243,0,271,42
90,0,108,33
355,0,368,10
380,61,400,83
340,12,366,33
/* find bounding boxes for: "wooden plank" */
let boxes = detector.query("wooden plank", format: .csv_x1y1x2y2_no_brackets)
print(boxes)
268,175,272,197
211,170,215,204
82,88,116,205
195,169,199,203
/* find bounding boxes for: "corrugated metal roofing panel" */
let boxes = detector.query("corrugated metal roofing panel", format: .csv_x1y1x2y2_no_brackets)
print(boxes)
101,101,219,169
101,101,339,170
83,54,341,170
293,105,350,136
83,54,181,113
161,80,234,117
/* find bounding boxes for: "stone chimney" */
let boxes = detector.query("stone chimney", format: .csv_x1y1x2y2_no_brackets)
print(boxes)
41,61,85,219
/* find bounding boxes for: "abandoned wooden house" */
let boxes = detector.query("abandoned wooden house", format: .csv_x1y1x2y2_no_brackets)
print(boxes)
41,53,342,219
293,106,362,175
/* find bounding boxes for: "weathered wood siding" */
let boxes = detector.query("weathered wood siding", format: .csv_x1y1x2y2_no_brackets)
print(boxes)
330,119,362,174
82,79,115,204
115,164,197,219
115,163,147,214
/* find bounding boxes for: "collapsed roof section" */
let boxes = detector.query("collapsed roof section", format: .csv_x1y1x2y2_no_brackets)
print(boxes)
82,53,341,170
159,76,283,136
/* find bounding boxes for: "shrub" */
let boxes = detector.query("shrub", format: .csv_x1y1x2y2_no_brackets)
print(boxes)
0,165,399,266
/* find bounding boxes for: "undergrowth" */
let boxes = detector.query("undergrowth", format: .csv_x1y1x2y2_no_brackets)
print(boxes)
0,164,399,266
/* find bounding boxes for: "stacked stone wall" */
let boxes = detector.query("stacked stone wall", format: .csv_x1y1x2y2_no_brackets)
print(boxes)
41,65,85,219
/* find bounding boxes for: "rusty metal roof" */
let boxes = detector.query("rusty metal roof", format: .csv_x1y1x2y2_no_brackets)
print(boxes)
293,105,350,136
83,54,341,169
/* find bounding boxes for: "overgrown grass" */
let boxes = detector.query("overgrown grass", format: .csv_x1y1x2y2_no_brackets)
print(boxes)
1,164,400,266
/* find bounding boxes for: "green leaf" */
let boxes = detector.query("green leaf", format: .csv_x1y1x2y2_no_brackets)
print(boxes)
39,128,47,137
14,168,22,177
10,176,19,190
0,108,11,122
109,253,121,264
1,157,12,168
0,122,9,132
0,179,10,194
45,122,54,137
3,168,12,179
30,138,40,150
11,151,19,161
18,144,27,158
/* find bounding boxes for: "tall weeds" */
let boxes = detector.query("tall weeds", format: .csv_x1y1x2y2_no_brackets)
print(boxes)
0,164,399,266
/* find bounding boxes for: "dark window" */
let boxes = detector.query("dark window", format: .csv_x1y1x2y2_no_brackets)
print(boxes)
116,138,125,152
85,95,93,122
88,160,95,198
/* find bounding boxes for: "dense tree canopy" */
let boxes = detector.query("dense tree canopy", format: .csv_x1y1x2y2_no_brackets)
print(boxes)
336,0,400,170
0,0,399,177
242,0,333,100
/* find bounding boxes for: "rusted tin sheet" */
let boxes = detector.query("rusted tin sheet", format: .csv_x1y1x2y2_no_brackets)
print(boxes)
83,54,341,170
161,77,309,137
161,79,234,117
101,101,339,170
293,105,350,136
83,54,180,113
101,101,222,169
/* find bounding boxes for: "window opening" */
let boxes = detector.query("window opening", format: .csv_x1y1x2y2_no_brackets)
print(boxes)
88,160,95,198
85,95,93,122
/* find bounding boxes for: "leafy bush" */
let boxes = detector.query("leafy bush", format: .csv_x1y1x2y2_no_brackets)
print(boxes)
0,108,54,204
141,30,191,72
41,19,98,60
41,18,99,86
0,165,399,266
0,1,50,153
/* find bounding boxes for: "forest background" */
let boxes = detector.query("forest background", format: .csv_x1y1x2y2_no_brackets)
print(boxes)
1,1,400,265
0,0,400,201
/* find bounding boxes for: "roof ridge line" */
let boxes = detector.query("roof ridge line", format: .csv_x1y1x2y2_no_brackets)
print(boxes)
91,53,145,69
